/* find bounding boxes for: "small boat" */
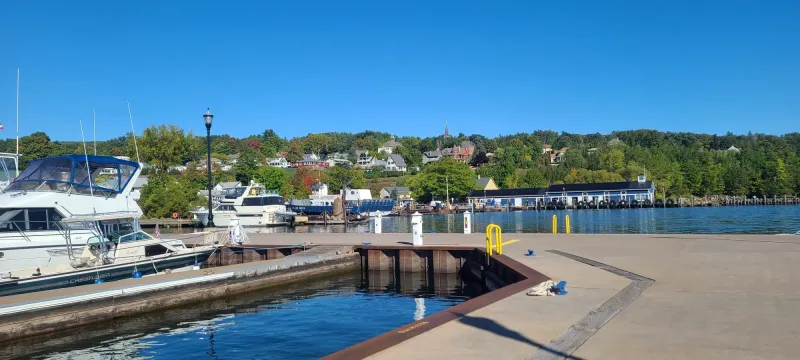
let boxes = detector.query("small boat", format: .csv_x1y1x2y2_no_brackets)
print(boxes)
0,213,218,297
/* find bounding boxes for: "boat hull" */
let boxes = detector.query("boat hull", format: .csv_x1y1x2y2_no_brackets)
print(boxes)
0,251,213,297
0,231,93,274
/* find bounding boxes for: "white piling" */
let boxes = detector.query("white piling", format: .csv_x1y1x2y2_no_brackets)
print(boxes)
411,212,423,246
374,212,383,234
463,211,472,234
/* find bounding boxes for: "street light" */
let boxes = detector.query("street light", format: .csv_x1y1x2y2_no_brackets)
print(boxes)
204,108,215,227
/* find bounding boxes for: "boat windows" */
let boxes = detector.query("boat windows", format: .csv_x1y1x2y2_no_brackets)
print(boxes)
242,196,285,206
144,244,171,257
224,187,247,199
0,208,64,232
117,231,152,244
6,156,138,196
217,204,235,211
263,196,283,205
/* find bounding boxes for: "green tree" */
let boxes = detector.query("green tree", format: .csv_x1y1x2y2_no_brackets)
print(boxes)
325,166,366,193
260,129,286,157
132,125,198,175
520,168,549,188
303,134,333,155
138,175,205,218
19,132,56,167
407,158,474,203
286,140,304,163
599,147,625,173
564,169,624,184
233,147,260,184
256,166,289,194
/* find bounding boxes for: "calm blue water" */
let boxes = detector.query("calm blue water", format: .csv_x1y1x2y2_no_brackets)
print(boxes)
13,272,471,360
278,206,800,234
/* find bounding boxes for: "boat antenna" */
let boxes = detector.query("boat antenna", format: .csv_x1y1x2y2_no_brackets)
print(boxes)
93,108,97,155
79,119,96,212
15,68,19,157
127,101,140,163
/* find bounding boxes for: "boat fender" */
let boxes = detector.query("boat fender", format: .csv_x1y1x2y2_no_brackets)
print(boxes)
132,271,143,279
94,278,105,284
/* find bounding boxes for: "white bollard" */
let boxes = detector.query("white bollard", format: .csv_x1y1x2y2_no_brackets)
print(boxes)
463,211,472,234
374,212,383,234
411,211,423,246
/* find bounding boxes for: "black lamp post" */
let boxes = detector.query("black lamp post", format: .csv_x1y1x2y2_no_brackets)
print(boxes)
204,108,215,227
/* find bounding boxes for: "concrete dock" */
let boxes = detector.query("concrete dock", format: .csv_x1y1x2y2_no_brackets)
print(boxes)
180,232,800,360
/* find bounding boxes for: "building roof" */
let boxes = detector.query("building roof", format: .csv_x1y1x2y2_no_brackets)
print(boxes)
228,153,240,160
424,150,442,158
132,177,149,189
382,186,411,195
461,140,476,149
475,177,494,189
388,153,406,168
545,181,653,193
468,188,547,198
381,136,401,148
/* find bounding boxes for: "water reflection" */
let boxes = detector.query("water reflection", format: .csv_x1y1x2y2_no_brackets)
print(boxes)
7,271,472,360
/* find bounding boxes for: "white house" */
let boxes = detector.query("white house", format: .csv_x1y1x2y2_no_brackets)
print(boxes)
378,136,401,154
213,181,242,191
130,177,148,201
357,152,376,168
423,150,442,164
386,154,407,172
267,157,290,168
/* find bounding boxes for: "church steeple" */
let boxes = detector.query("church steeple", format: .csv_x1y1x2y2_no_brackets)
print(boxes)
443,122,451,138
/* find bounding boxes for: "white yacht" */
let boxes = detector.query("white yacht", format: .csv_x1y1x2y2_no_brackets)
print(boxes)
0,155,144,274
193,183,295,227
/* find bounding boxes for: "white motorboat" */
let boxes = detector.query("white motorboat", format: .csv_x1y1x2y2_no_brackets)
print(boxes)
193,183,295,227
0,212,218,297
0,155,145,274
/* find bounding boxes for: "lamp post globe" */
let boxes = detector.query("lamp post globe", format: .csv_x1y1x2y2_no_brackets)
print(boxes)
204,108,215,227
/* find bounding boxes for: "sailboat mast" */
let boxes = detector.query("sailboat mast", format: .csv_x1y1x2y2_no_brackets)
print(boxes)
15,68,19,157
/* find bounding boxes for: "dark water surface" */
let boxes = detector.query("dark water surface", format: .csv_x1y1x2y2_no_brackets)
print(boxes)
161,206,800,235
3,271,472,360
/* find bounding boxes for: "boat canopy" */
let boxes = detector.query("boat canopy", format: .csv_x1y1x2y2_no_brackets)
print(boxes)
5,155,139,195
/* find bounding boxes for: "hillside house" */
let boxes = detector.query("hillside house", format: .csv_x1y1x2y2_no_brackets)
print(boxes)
378,136,401,154
386,154,407,172
475,177,499,191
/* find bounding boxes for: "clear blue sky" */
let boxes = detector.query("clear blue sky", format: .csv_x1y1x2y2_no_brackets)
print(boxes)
2,0,798,141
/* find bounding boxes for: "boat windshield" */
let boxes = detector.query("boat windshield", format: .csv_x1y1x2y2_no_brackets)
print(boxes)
224,187,247,199
0,153,19,186
116,231,153,245
5,155,138,196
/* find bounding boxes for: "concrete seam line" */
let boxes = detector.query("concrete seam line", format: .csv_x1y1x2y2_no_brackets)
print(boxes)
525,250,655,360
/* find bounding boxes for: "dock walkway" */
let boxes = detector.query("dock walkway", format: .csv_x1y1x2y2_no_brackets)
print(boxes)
183,232,800,360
